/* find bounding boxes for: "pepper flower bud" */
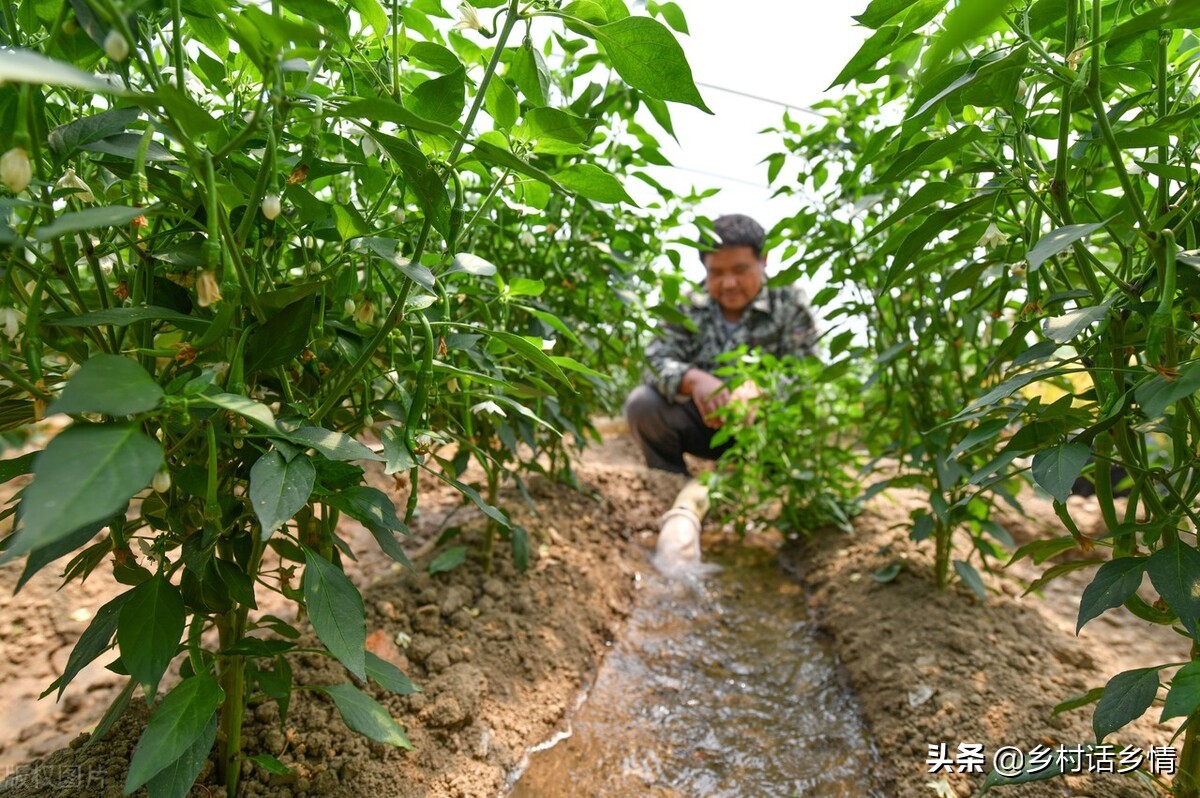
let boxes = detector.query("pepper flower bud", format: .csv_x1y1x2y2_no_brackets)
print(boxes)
152,469,171,493
104,30,130,62
261,193,281,220
1,148,32,194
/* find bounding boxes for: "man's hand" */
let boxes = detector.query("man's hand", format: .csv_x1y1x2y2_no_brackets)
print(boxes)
682,370,761,429
681,369,728,428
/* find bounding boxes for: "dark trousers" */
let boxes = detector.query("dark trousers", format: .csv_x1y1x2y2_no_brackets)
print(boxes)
623,384,731,474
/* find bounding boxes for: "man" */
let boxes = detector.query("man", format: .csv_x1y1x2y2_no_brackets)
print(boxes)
625,214,818,474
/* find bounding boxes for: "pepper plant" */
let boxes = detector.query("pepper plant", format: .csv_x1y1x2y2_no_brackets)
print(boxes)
704,346,864,539
0,0,704,794
767,0,1200,791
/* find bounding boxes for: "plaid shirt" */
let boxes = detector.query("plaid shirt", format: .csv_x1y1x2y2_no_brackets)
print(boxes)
644,284,818,402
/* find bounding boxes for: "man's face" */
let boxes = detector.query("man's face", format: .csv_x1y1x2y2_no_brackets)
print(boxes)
703,245,766,321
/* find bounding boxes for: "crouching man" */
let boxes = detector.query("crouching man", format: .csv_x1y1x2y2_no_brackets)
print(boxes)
625,214,818,474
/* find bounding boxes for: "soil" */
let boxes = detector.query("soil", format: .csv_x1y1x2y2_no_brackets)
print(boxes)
0,428,1189,797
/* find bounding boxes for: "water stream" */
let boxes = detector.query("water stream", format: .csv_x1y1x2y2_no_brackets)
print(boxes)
510,541,883,797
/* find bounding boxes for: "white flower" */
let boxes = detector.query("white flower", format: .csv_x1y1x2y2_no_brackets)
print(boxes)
977,221,1009,249
0,308,25,340
361,135,378,158
393,208,407,225
196,271,222,307
1,148,32,194
104,30,129,62
454,2,483,31
152,470,171,493
261,193,281,220
518,230,537,249
56,168,94,202
470,400,505,417
353,298,376,325
343,297,356,316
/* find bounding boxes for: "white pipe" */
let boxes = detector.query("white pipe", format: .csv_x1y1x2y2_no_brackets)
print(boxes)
653,478,709,575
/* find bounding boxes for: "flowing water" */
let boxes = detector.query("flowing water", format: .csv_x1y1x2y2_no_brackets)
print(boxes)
510,541,883,797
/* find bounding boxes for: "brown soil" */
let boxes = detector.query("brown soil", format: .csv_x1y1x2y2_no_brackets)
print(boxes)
0,430,1188,797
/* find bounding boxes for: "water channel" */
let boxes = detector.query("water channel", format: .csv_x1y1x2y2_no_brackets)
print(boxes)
510,540,883,797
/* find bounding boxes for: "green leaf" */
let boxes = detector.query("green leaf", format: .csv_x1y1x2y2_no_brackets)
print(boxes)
829,25,907,88
366,651,421,695
5,424,162,561
978,745,1088,794
409,42,464,73
18,518,106,592
1053,687,1105,715
429,545,468,574
872,562,902,582
125,674,222,793
1147,544,1200,639
468,139,564,190
46,591,130,700
484,77,519,131
144,712,217,798
285,426,384,462
46,306,209,334
248,754,292,776
519,107,596,144
1136,359,1200,420
921,0,1010,75
553,163,635,204
380,426,419,474
366,131,452,238
324,486,412,569
250,450,316,536
1093,667,1161,742
0,451,35,484
562,0,609,25
348,0,387,38
1023,559,1101,596
1026,222,1107,271
1077,557,1148,633
854,0,926,28
1031,443,1090,503
48,107,140,157
303,548,367,680
199,393,278,430
408,68,466,126
318,683,413,748
117,575,186,697
1042,303,1111,344
511,42,550,106
1163,662,1200,722
0,48,123,93
34,206,151,241
589,17,710,112
954,559,986,600
50,355,164,417
338,98,461,139
245,297,315,373
511,525,530,572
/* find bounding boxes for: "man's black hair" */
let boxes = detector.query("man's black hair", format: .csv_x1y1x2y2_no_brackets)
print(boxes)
698,214,766,262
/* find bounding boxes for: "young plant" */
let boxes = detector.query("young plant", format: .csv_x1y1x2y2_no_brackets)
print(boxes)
705,348,863,538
